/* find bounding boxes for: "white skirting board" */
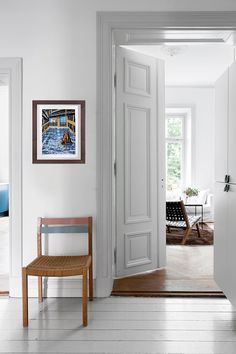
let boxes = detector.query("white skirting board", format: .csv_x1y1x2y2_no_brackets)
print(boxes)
9,276,113,298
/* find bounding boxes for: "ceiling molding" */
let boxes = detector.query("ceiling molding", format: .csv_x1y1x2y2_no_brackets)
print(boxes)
114,29,234,45
166,84,215,89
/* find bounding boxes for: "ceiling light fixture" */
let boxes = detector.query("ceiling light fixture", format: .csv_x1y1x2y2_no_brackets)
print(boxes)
160,45,188,57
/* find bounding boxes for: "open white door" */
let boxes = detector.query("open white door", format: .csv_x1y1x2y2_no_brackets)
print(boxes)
215,61,236,306
115,47,165,277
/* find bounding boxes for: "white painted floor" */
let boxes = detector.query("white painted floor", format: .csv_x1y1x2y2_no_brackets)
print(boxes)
0,296,236,353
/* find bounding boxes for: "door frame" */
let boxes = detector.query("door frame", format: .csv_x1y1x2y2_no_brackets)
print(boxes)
0,58,22,296
96,11,236,297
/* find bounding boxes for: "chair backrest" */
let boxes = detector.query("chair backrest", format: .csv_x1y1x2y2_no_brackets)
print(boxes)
166,201,189,226
37,217,92,257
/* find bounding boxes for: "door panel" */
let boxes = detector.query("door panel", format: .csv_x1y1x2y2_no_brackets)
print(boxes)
215,69,228,183
124,58,151,96
116,47,165,277
215,183,236,306
214,182,229,293
226,184,236,305
215,60,236,307
228,61,236,184
125,105,151,224
124,231,152,268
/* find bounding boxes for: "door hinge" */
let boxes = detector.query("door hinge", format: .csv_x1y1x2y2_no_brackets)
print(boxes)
114,248,117,264
114,161,117,176
114,73,117,88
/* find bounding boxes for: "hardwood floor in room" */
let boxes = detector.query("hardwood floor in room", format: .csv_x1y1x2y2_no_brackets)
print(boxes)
0,296,236,353
113,245,222,295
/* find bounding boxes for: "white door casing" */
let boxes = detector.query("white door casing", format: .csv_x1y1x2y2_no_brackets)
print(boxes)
97,11,236,297
116,47,165,277
0,58,22,296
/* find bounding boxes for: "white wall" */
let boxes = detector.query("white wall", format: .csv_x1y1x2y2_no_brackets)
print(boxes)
166,87,215,192
0,85,9,182
0,0,235,296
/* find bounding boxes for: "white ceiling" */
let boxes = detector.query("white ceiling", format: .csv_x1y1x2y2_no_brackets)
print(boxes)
124,44,235,86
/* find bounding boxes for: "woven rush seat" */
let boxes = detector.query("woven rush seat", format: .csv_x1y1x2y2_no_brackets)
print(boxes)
166,215,201,228
26,255,91,277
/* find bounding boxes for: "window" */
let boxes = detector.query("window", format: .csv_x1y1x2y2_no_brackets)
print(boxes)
165,108,192,193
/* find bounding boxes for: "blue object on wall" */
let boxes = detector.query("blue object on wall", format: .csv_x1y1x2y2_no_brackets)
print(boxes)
0,183,9,215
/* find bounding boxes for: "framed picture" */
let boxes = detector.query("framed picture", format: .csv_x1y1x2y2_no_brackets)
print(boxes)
32,100,85,163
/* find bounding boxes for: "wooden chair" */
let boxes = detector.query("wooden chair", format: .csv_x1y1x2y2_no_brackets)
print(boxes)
22,217,93,327
166,201,201,245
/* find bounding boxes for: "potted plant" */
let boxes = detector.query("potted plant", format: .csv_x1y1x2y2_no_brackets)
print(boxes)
183,187,199,203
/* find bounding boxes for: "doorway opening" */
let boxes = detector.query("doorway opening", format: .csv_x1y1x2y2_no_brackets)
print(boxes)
0,74,9,295
111,35,235,296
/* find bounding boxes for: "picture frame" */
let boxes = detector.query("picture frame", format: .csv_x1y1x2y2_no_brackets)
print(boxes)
32,100,85,164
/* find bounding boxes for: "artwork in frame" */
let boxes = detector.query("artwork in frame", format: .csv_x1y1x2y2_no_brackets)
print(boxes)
32,100,85,163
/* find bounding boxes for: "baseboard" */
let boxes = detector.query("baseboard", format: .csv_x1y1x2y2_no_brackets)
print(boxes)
9,276,113,298
95,276,113,297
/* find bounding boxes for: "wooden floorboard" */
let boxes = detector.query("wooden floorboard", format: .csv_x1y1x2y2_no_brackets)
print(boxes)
0,297,236,354
113,245,222,296
0,297,236,353
112,291,225,297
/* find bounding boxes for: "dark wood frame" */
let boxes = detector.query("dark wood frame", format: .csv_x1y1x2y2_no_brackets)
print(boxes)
32,100,85,164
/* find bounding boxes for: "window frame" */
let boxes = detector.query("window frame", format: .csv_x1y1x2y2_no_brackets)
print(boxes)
166,113,186,190
165,107,193,192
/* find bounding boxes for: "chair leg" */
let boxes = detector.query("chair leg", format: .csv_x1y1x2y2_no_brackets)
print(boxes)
38,276,43,303
82,269,88,326
89,263,93,301
22,267,28,327
196,223,201,238
182,227,192,245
